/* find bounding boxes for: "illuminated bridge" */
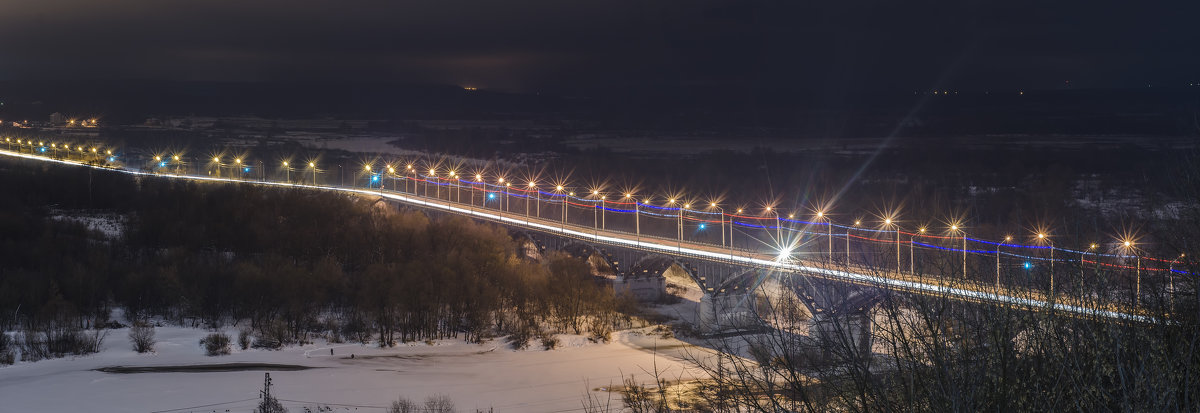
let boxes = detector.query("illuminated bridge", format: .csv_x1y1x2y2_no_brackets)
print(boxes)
0,144,1189,353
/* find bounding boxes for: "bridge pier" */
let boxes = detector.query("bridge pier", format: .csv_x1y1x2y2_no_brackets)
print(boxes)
808,311,874,360
698,292,758,332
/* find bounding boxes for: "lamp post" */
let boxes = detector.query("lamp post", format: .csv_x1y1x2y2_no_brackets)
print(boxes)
710,203,725,249
627,194,640,245
817,211,832,264
591,190,602,238
998,236,1011,287
667,199,683,253
282,161,291,182
556,185,567,231
885,218,899,275
504,182,511,216
913,228,924,274
1123,240,1140,306
951,225,966,279
405,164,414,193
1170,253,1184,310
430,168,439,200
555,185,568,232
765,207,781,245
848,220,860,267
1038,233,1054,295
308,162,317,185
234,158,243,180
530,181,540,217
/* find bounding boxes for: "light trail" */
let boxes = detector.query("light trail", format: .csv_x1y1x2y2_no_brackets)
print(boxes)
0,148,1160,323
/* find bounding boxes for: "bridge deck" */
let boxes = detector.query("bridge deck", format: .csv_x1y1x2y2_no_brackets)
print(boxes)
0,148,1156,323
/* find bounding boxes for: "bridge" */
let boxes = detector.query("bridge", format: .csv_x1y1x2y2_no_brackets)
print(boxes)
0,145,1184,356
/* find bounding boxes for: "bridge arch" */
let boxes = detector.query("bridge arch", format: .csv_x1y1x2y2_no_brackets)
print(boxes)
629,254,703,289
509,230,545,261
559,241,621,275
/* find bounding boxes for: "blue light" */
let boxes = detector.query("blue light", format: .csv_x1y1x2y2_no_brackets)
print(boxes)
159,162,166,167
244,167,250,173
488,193,496,199
1023,262,1032,270
698,223,706,230
39,147,46,152
371,174,379,181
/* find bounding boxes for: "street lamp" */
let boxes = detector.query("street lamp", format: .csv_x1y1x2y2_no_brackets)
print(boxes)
848,220,861,267
590,190,603,237
626,193,641,245
667,199,683,252
282,161,291,182
474,174,483,209
405,164,414,193
912,227,924,274
504,182,512,217
882,218,900,274
710,202,726,249
528,181,542,217
817,211,832,264
1038,232,1054,294
430,168,438,199
1122,240,1140,305
950,224,966,279
308,162,317,185
998,236,1011,287
764,207,781,245
555,185,567,232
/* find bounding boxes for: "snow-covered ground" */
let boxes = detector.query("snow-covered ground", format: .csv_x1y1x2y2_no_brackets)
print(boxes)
0,323,702,412
49,210,127,239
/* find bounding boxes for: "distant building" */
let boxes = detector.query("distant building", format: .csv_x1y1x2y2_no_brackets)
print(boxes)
49,112,66,125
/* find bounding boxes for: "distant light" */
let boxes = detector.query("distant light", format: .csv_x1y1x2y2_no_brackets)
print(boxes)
698,223,706,230
488,193,496,199
159,162,166,167
243,167,250,173
1024,262,1032,269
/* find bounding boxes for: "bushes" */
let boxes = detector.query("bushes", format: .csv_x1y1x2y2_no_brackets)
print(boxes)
18,324,106,362
129,322,155,353
540,333,561,350
387,394,455,413
199,332,231,356
238,328,252,350
0,332,14,365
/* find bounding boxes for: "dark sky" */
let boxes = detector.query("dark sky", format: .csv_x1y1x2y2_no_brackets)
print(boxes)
2,0,1197,94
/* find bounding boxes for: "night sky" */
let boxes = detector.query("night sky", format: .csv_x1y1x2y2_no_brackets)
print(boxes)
2,0,1197,94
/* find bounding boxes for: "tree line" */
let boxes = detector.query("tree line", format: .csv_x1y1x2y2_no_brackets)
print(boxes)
0,158,632,363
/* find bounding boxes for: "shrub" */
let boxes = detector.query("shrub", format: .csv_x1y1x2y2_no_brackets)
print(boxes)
388,396,420,413
539,333,560,350
199,332,231,356
19,324,106,361
0,333,14,365
129,322,155,353
424,394,455,413
588,318,612,343
506,324,536,350
238,328,252,350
